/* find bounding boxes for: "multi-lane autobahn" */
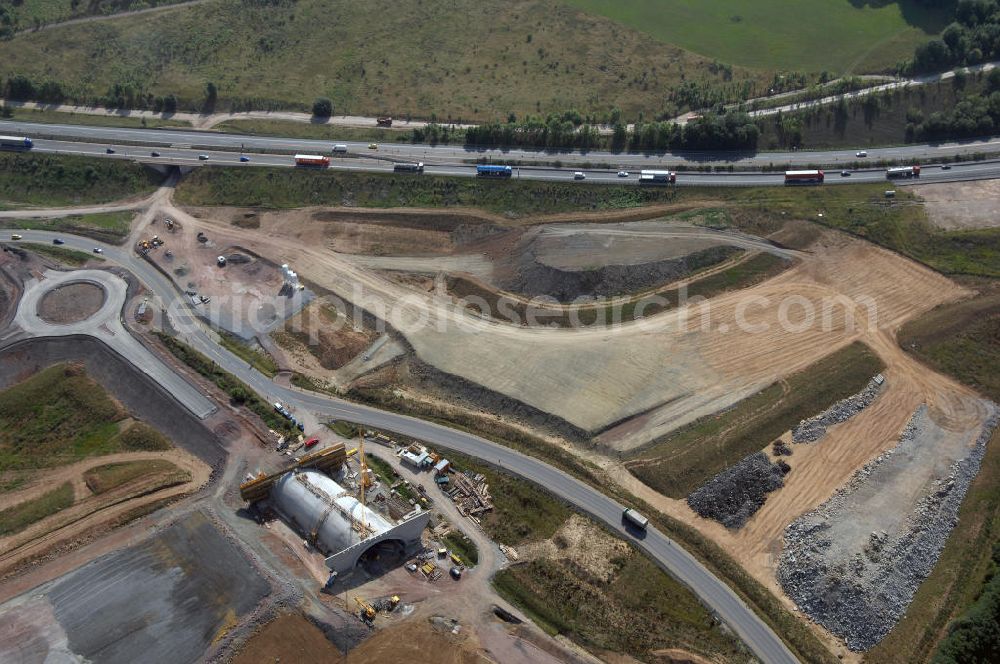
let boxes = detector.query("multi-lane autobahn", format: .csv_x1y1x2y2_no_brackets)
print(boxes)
6,119,1000,187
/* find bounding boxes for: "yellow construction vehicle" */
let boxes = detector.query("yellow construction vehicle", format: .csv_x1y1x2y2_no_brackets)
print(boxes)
390,595,400,609
354,596,376,622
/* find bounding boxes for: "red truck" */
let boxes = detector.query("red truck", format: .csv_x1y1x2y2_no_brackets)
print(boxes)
294,154,330,167
784,169,824,184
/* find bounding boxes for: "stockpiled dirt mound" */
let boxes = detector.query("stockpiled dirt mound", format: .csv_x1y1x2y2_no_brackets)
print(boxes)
36,282,104,325
0,511,269,663
492,221,755,301
504,245,740,302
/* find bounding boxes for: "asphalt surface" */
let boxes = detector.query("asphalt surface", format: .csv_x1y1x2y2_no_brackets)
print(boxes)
5,228,801,664
11,134,1000,189
5,120,1000,188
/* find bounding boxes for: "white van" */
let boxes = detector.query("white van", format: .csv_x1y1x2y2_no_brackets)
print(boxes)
332,144,348,153
573,171,585,180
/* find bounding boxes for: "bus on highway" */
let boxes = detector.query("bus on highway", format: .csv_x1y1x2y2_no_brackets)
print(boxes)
476,164,512,178
639,170,676,185
886,165,920,178
294,154,330,167
0,135,33,150
393,162,425,173
784,169,824,184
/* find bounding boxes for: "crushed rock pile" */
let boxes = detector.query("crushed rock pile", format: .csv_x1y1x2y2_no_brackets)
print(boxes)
687,451,787,529
793,375,885,443
779,405,1000,651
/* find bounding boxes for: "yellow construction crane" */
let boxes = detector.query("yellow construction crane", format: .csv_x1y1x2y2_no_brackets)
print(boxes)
354,596,376,622
358,429,370,534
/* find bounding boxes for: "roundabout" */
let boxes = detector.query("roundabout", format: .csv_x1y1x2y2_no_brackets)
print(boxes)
7,268,216,419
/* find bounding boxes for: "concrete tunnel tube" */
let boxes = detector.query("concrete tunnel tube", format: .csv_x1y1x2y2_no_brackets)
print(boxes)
269,468,429,576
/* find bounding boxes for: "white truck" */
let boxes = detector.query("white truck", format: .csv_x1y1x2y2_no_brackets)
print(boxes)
623,508,649,531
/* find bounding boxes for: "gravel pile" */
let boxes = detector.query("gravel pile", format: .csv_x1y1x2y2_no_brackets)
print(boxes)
779,405,1000,651
793,375,885,443
687,452,787,529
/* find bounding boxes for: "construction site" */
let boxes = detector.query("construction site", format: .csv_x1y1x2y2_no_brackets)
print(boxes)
0,167,998,664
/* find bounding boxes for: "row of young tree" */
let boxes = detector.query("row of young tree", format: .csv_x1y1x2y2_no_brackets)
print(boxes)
1,73,181,113
463,111,759,152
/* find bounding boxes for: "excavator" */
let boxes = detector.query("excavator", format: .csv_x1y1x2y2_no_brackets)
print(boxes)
354,596,376,622
354,595,400,623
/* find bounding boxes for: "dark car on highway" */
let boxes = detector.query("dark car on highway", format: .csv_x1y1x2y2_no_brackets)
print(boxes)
52,238,65,245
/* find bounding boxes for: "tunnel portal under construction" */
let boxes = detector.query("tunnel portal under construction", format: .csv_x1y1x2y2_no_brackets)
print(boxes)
239,443,429,576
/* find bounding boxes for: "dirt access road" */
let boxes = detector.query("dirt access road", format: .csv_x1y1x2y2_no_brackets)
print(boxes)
0,448,211,576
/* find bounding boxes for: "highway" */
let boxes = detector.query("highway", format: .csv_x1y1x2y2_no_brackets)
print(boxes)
0,121,1000,179
4,229,803,664
10,131,1000,189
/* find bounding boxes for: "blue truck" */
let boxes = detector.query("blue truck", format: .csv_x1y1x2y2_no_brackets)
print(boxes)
476,164,512,178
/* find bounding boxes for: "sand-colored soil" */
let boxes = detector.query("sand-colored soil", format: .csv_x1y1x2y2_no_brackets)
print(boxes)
517,514,631,583
173,204,965,451
916,180,1000,230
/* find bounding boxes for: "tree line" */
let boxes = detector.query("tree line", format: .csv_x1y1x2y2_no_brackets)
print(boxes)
464,110,759,152
907,0,1000,73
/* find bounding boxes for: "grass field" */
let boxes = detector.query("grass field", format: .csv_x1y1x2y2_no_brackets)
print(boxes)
564,0,950,73
174,167,683,217
3,0,188,29
0,211,135,244
216,330,278,377
898,293,1000,402
154,332,298,436
867,426,1000,663
446,451,571,546
494,541,751,661
0,364,151,469
83,459,185,494
21,243,103,266
441,531,479,566
731,184,1000,279
0,482,73,537
628,341,885,498
0,152,160,206
0,0,766,120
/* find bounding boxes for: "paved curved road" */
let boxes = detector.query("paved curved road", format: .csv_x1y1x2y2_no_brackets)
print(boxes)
4,229,801,664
